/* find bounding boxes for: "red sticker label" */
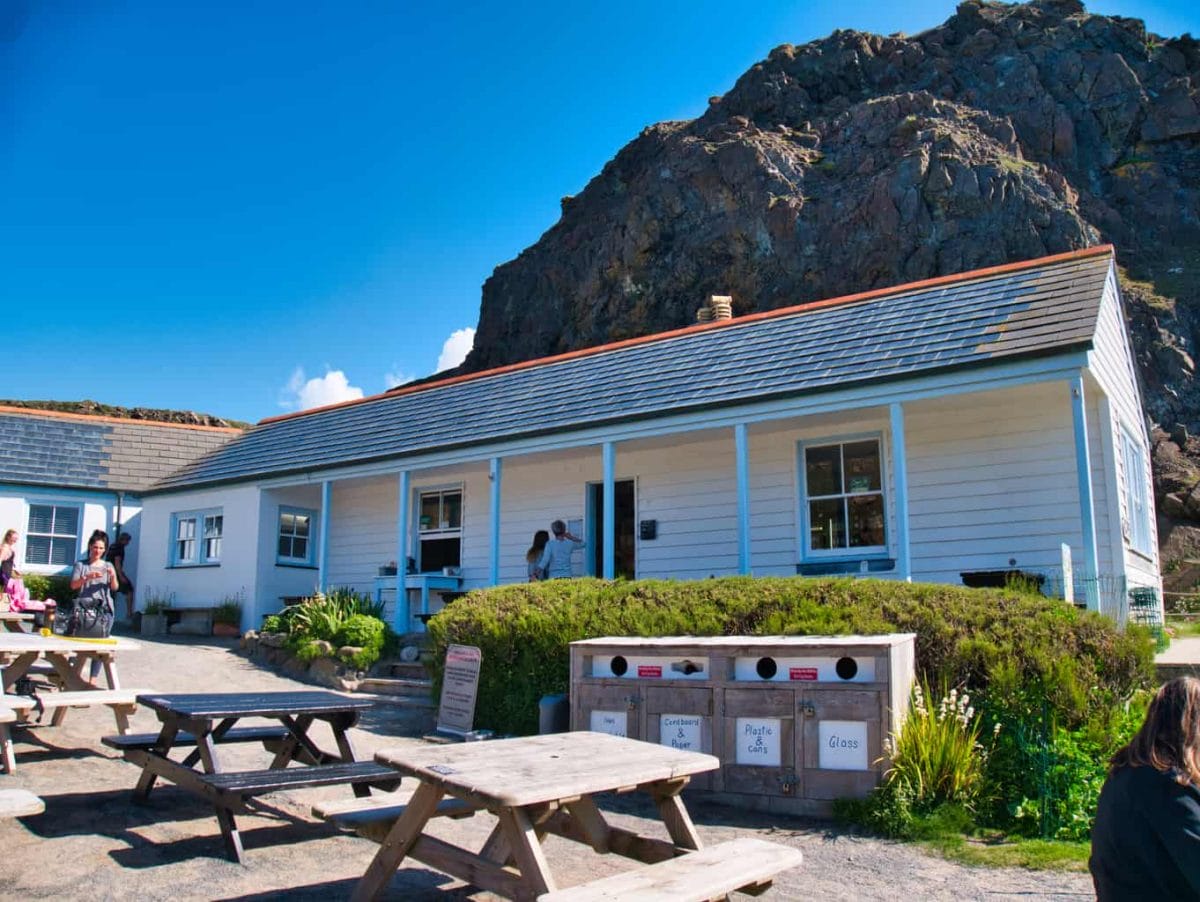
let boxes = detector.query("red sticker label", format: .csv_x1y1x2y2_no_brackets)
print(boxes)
637,665,663,678
789,667,818,681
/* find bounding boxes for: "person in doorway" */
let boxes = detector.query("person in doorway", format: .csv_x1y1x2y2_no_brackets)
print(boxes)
525,530,550,581
70,534,118,684
538,520,584,580
106,532,135,620
1089,676,1200,899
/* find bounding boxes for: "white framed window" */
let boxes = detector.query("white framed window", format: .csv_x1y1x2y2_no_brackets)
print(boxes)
278,507,316,565
171,508,223,566
417,487,462,572
25,503,81,567
1121,429,1153,555
800,437,887,556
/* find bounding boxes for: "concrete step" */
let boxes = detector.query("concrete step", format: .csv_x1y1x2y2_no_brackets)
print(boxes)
384,662,431,680
1157,661,1200,682
359,677,434,701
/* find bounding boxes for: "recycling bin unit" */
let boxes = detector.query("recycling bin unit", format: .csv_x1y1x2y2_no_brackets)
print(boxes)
569,634,916,815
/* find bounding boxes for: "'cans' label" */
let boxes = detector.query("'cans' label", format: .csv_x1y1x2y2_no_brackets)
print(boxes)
637,665,662,678
789,667,818,681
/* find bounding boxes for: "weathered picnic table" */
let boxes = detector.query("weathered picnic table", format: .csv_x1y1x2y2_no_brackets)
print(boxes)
0,632,148,735
0,612,34,633
111,691,400,862
344,731,802,901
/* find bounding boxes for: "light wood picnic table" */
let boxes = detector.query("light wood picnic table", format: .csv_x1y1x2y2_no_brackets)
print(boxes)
351,731,720,902
0,612,34,633
0,631,137,693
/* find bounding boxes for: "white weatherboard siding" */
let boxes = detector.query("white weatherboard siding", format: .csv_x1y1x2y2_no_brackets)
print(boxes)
256,485,323,624
0,486,134,577
325,474,397,598
495,447,598,584
1088,272,1161,591
904,382,1086,584
140,484,261,615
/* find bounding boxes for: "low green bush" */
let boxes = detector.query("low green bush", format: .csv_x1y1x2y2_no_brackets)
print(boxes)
260,614,285,633
427,576,1155,737
336,614,386,670
21,573,72,602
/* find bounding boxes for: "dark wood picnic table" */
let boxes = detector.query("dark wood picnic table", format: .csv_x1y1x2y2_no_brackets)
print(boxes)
108,690,399,862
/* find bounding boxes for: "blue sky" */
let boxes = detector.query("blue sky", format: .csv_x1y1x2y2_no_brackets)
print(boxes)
3,1,1195,424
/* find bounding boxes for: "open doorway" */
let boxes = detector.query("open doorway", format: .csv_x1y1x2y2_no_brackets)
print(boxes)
587,480,636,579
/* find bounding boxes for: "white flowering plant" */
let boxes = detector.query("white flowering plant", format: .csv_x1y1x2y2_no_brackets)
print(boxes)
881,681,999,811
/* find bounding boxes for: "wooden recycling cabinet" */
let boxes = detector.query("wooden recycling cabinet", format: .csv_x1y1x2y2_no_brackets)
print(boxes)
570,635,915,815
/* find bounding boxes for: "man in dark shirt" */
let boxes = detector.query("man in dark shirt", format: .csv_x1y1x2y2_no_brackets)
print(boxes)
106,532,135,620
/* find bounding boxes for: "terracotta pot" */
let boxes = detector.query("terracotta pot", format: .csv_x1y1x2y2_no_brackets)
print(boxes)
212,622,241,638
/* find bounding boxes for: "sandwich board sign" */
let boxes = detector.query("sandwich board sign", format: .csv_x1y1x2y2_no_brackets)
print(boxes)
436,644,483,737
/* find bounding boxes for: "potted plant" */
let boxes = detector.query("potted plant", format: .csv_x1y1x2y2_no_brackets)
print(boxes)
212,597,243,638
140,591,172,636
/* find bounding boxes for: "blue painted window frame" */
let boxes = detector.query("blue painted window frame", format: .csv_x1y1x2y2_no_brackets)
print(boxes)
277,506,318,567
170,508,223,567
413,483,464,573
24,501,83,568
797,432,889,561
1120,428,1153,556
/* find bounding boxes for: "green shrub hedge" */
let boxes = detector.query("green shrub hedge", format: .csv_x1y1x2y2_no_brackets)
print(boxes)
21,573,72,602
426,577,1155,736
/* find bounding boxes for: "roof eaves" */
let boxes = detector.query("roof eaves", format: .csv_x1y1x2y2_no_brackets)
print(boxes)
145,338,1095,497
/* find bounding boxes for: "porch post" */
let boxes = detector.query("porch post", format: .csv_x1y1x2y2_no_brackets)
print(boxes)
734,423,751,575
317,480,332,593
395,470,411,633
489,456,502,585
889,403,911,581
1070,373,1101,612
602,442,615,579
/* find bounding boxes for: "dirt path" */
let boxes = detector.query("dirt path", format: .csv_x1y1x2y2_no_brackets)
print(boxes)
2,632,1096,900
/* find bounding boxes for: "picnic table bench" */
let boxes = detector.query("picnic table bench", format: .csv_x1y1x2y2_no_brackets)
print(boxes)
343,731,803,901
116,690,397,862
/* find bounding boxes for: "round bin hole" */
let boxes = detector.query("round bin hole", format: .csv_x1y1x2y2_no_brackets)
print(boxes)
835,656,858,680
610,655,628,677
755,657,778,679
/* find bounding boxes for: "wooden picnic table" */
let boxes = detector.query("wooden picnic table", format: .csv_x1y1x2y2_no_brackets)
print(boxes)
0,632,147,754
350,731,724,901
114,691,400,862
0,612,34,633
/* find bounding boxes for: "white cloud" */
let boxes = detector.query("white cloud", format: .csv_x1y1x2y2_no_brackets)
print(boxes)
435,327,475,373
384,368,416,390
280,366,364,411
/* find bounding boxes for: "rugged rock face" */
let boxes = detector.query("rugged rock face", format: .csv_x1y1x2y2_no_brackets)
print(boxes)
459,0,1200,586
0,399,247,430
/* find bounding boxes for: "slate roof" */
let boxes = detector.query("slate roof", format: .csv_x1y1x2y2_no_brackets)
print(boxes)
0,408,241,493
152,246,1115,493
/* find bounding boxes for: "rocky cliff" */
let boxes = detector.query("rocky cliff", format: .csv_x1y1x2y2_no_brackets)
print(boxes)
457,0,1200,591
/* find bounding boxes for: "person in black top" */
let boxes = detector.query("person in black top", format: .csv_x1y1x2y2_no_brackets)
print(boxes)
1089,676,1200,900
106,531,134,620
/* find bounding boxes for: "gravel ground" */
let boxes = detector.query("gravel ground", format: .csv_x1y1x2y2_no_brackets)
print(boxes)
2,630,1096,900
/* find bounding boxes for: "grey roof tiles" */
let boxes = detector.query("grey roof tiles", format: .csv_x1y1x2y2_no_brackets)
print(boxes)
153,249,1114,492
0,411,239,493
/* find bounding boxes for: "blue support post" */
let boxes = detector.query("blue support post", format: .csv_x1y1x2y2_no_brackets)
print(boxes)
602,442,615,579
889,404,911,581
1070,374,1101,611
735,423,751,575
395,470,410,633
317,480,332,593
489,456,502,585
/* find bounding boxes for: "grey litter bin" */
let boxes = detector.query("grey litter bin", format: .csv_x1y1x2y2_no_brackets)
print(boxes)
538,694,569,734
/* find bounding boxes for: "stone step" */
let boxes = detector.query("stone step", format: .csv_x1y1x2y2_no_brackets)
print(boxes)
359,677,434,700
385,662,430,680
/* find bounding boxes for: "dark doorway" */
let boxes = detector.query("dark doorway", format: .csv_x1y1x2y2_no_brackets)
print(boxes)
588,480,635,579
